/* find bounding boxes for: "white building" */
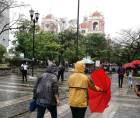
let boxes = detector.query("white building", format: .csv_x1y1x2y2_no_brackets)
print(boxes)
41,14,58,32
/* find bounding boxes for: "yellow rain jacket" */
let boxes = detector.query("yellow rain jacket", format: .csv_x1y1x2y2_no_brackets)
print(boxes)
68,61,94,108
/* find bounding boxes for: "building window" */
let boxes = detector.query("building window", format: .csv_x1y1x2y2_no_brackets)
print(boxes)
93,22,98,31
45,24,49,28
82,30,85,33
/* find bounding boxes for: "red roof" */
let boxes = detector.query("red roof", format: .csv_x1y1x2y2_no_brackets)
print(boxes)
80,22,90,29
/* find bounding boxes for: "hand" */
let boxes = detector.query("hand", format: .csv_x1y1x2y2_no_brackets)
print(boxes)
99,88,103,92
95,85,103,92
56,99,60,106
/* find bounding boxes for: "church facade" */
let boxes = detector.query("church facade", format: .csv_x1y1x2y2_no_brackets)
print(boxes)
80,11,105,35
41,14,58,32
41,11,105,34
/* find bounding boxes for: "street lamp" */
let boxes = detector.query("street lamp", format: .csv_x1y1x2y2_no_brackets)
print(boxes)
29,9,39,76
76,0,80,61
85,40,88,59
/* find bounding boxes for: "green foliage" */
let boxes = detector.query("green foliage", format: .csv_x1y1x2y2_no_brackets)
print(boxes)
14,19,60,63
14,19,33,58
84,33,107,61
57,30,77,63
35,32,59,61
13,18,112,64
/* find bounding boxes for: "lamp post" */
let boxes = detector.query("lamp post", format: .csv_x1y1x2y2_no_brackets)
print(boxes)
107,34,111,73
29,9,39,76
76,0,80,61
85,40,88,59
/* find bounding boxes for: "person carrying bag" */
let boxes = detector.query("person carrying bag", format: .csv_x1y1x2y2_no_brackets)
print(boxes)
31,64,60,118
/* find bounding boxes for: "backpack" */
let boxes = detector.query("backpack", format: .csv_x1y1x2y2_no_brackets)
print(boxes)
36,73,56,99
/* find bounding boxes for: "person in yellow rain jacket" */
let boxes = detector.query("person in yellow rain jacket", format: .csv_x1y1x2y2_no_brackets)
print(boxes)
68,61,103,118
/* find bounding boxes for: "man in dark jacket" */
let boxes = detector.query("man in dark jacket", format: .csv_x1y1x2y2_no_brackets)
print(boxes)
117,64,125,88
33,64,60,118
57,64,65,81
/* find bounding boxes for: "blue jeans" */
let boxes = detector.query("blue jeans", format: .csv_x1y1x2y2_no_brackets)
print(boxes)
37,104,57,118
128,77,132,86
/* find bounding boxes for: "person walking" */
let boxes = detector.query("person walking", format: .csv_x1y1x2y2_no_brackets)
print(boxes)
21,62,28,82
68,61,103,118
33,64,60,118
134,85,140,97
128,69,133,88
117,64,125,88
57,63,65,81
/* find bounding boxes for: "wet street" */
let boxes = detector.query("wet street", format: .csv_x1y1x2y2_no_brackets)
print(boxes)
0,71,140,118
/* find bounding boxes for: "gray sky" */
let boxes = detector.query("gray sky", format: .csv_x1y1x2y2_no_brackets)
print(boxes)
11,0,140,37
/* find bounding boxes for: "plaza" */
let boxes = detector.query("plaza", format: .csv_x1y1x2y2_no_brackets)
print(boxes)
0,70,139,118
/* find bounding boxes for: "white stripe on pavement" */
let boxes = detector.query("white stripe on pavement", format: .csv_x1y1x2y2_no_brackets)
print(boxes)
0,84,33,90
0,88,32,94
0,95,32,108
0,81,33,87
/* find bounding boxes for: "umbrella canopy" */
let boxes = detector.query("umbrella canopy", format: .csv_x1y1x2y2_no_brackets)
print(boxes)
131,60,140,65
123,63,135,69
88,69,111,112
81,57,94,64
19,58,32,62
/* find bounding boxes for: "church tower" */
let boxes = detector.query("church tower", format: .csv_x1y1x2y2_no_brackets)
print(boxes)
80,11,104,35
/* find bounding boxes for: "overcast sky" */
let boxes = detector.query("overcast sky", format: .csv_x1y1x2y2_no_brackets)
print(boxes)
12,0,140,38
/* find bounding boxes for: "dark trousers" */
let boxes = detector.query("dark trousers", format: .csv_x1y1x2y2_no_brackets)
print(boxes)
37,105,57,118
118,75,124,88
57,71,64,81
70,106,87,118
22,70,27,82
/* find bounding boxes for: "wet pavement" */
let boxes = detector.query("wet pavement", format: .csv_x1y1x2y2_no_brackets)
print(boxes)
0,71,140,118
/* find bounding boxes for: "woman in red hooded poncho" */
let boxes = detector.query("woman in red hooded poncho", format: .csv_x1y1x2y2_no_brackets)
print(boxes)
88,65,111,113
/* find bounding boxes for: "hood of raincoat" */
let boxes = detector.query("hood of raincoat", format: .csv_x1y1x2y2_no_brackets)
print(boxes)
46,64,58,75
74,61,85,73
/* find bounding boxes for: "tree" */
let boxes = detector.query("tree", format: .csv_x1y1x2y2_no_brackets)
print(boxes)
0,44,6,62
84,33,108,61
35,32,59,62
13,19,60,64
116,29,140,62
57,30,78,64
0,0,28,35
14,19,33,58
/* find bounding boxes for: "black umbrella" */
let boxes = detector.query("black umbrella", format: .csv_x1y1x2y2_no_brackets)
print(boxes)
20,58,32,62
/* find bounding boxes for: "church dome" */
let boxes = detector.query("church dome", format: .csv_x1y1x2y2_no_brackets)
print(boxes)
91,11,102,16
45,14,54,19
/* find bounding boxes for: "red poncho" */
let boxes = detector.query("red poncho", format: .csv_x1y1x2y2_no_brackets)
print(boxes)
88,69,111,112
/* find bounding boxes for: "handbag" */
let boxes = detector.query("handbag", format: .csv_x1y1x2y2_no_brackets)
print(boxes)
29,77,43,112
29,99,37,112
